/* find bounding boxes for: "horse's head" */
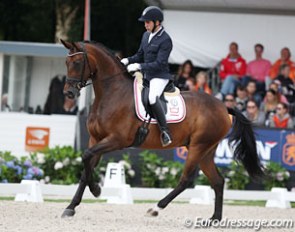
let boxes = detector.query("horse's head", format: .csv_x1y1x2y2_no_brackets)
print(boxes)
61,39,96,99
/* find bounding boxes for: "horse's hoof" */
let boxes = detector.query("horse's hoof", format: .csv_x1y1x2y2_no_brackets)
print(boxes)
61,209,75,218
210,216,221,222
145,208,159,217
90,183,101,198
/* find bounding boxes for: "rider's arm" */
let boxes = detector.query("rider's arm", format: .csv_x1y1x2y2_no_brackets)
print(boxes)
128,33,147,64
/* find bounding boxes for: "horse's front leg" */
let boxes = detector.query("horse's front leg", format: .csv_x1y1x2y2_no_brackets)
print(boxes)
61,154,101,218
83,136,121,196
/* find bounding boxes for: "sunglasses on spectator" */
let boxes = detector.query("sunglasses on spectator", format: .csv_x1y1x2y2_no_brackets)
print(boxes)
276,107,283,110
225,98,234,102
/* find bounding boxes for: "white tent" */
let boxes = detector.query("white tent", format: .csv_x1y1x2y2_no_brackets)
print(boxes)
146,0,295,67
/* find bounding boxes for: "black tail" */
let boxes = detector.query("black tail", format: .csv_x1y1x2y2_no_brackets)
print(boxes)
227,108,264,179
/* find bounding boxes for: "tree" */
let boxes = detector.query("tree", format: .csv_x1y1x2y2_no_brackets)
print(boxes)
0,0,147,55
0,0,56,42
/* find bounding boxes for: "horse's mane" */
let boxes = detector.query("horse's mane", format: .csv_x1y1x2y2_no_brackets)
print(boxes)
83,40,134,80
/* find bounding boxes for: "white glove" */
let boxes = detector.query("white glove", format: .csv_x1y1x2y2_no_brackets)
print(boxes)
127,63,141,72
121,58,129,66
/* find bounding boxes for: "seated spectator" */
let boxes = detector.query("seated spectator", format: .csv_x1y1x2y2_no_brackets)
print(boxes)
243,100,265,127
1,93,11,112
195,71,212,94
269,47,295,82
223,94,237,110
235,85,248,112
260,89,280,124
219,42,247,96
269,102,294,128
246,80,262,107
275,64,295,103
243,43,271,92
267,81,289,104
185,78,195,91
175,60,194,91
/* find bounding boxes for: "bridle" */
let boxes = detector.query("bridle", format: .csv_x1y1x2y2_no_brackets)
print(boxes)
65,42,129,97
66,42,96,91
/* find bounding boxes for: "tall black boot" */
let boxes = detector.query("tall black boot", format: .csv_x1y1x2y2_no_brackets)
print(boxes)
150,97,172,147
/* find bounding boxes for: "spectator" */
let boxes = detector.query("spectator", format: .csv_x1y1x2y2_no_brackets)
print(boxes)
185,78,195,92
43,75,66,115
260,89,279,124
269,102,294,128
246,80,262,106
275,64,295,103
267,81,289,104
244,43,271,92
243,100,265,127
223,94,237,109
175,60,194,91
1,93,11,112
269,47,295,82
235,85,248,112
219,42,247,96
194,71,212,94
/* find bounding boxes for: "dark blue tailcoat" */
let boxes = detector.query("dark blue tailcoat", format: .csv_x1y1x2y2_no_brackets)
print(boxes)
128,28,173,81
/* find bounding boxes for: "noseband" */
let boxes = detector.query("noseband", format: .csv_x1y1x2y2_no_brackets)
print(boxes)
66,42,95,90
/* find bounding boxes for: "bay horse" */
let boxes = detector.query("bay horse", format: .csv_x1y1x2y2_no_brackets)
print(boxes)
60,40,264,219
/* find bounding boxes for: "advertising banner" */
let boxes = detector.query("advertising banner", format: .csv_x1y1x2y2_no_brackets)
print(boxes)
174,129,295,171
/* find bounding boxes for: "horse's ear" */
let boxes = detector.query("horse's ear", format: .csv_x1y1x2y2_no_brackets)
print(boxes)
60,39,72,50
72,42,80,51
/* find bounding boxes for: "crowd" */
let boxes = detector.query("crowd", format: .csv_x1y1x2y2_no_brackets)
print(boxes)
174,42,295,129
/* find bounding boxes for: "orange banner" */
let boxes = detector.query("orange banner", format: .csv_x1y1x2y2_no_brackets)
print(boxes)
25,127,50,152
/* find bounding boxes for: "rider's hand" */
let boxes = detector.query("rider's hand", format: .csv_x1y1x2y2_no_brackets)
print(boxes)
120,58,129,66
127,63,141,72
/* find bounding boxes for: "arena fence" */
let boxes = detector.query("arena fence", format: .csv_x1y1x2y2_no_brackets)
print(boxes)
0,182,295,209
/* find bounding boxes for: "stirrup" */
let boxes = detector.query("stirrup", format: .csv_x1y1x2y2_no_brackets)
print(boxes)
161,131,172,147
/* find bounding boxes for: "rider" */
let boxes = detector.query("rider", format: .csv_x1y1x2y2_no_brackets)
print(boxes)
121,6,173,147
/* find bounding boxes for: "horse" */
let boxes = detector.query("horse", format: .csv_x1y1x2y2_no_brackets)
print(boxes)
60,40,264,219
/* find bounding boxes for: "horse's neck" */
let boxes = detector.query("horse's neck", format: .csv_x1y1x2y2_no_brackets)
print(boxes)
92,55,133,111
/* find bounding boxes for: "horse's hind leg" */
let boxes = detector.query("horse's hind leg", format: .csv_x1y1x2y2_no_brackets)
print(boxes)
199,148,224,221
61,154,102,218
146,145,204,217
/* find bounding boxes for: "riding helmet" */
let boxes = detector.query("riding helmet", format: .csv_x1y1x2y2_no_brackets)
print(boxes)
138,6,164,22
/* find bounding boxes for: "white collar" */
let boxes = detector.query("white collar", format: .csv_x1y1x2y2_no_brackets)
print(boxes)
150,26,162,37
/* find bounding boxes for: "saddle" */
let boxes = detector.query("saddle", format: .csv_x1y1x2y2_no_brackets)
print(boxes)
133,72,186,124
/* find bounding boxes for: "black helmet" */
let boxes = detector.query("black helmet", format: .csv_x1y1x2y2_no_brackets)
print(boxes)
138,6,163,22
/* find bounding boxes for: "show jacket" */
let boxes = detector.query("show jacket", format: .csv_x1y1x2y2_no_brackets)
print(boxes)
128,27,173,81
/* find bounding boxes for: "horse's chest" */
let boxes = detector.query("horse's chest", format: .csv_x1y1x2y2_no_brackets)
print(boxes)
87,116,105,139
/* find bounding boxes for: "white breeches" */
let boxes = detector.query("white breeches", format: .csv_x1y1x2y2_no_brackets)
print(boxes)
148,78,169,104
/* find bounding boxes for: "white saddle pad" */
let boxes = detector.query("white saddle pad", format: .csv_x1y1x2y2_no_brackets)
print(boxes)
133,73,186,124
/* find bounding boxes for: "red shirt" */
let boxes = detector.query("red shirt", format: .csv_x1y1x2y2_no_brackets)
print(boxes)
219,55,247,80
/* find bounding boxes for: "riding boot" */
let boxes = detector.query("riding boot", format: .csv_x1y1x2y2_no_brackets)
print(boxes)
150,97,172,147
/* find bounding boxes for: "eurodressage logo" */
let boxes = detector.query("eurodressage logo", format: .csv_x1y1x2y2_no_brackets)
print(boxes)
282,134,295,166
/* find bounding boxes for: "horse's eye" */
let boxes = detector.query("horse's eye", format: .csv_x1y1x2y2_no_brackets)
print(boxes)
74,60,81,65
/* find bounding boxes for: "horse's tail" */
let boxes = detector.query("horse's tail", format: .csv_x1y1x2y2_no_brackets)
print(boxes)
227,107,264,179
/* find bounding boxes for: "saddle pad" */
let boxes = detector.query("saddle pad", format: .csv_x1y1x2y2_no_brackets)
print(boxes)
133,73,186,124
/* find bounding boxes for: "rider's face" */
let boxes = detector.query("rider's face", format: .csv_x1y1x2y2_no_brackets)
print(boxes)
144,21,154,32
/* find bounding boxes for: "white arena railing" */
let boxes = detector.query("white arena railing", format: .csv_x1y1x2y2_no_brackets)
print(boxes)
0,181,295,209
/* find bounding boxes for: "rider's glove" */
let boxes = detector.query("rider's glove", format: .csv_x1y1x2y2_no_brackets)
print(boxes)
120,58,129,66
127,63,141,72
